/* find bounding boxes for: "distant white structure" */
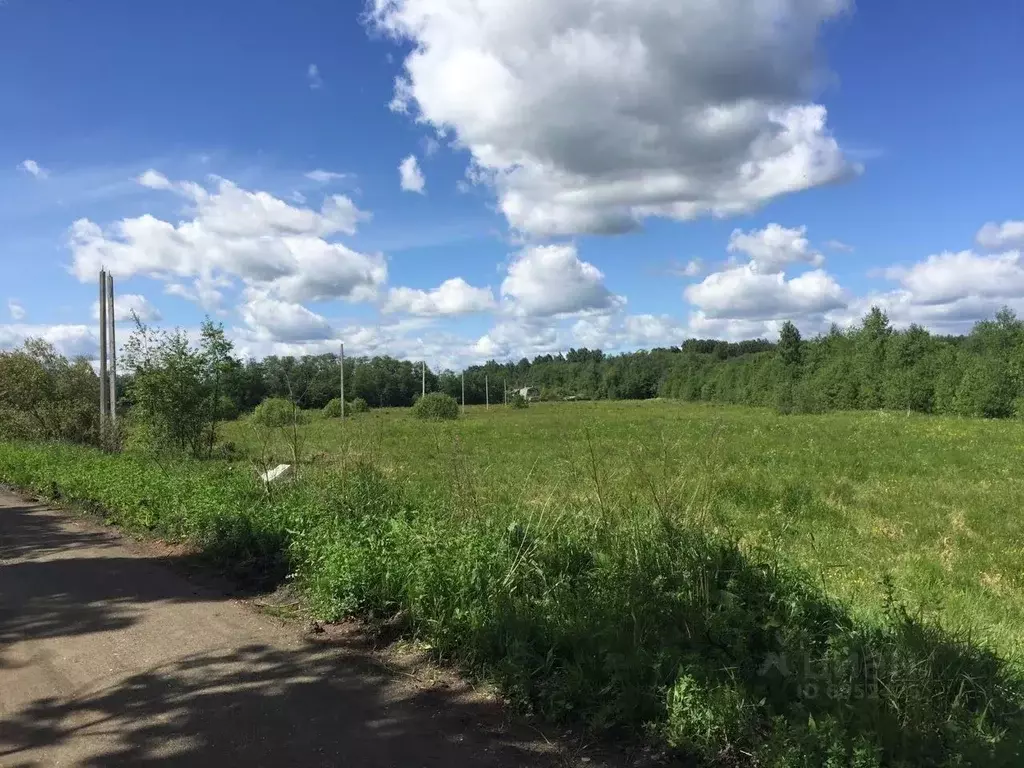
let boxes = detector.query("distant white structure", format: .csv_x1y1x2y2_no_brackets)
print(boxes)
517,386,540,401
260,464,292,484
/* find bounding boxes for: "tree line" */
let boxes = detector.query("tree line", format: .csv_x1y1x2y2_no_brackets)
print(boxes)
3,307,1024,453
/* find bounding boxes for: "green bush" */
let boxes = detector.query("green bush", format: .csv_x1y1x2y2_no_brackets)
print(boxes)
412,392,459,420
509,392,529,409
324,397,370,418
252,397,305,428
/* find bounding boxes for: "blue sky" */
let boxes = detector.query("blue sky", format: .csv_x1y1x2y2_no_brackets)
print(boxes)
2,0,1022,368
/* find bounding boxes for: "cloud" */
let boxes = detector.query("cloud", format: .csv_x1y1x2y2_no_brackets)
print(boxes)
681,259,704,278
91,292,163,323
384,277,496,316
371,0,855,236
825,239,854,253
164,276,229,312
976,220,1024,250
18,159,48,179
501,244,624,317
138,169,172,190
727,224,824,274
0,324,96,358
572,313,686,351
399,154,425,193
883,249,1024,307
686,266,846,320
239,294,334,342
69,171,386,305
307,63,323,89
305,169,349,184
7,299,25,321
473,319,563,360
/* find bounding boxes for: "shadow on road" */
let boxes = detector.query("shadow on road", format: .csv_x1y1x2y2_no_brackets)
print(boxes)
0,499,566,767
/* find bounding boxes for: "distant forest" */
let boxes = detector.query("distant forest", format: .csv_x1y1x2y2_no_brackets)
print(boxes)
141,307,1024,419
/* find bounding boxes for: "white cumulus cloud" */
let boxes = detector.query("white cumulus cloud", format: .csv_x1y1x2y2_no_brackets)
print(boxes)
69,172,386,305
18,159,49,179
91,293,163,323
976,220,1024,250
727,224,824,274
880,249,1024,310
384,277,496,316
573,313,686,351
686,266,846,320
371,0,856,236
501,244,624,317
239,294,334,342
0,324,96,358
399,154,425,193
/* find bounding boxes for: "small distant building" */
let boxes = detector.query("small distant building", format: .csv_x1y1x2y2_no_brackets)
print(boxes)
517,386,540,401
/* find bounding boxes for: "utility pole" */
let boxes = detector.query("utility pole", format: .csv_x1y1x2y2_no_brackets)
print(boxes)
106,272,117,427
98,269,108,432
422,360,426,397
461,370,465,414
485,374,489,409
339,342,345,421
504,379,507,406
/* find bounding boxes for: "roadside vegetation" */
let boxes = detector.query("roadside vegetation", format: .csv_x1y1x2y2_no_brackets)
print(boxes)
4,310,1024,765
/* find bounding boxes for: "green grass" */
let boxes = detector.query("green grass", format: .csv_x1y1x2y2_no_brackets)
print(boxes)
5,399,1024,766
225,400,1024,661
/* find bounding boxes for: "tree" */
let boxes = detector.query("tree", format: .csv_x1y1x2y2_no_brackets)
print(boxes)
122,318,237,455
777,321,803,368
0,340,100,443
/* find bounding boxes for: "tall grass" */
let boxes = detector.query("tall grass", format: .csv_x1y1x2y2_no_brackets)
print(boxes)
2,433,1022,766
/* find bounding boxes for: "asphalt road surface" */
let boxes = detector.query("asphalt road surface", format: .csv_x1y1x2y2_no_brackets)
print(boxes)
0,490,565,767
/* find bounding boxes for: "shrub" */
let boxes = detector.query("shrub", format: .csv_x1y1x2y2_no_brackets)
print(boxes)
324,397,370,418
0,339,99,444
252,397,305,428
509,392,529,409
412,392,459,420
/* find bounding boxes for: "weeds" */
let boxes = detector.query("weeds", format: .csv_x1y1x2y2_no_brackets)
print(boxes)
4,401,1024,765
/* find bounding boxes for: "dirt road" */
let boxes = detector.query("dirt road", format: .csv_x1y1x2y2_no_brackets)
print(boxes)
0,490,566,767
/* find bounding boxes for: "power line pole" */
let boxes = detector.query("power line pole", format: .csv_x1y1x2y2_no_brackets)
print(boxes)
461,370,465,414
485,374,489,410
106,272,117,427
339,342,345,421
98,269,108,432
504,379,507,406
422,360,426,397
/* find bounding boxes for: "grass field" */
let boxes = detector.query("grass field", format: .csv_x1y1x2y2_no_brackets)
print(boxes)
6,399,1024,765
224,399,1024,660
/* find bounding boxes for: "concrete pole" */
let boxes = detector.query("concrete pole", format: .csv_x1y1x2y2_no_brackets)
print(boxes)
106,273,117,426
98,269,108,431
339,342,345,421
